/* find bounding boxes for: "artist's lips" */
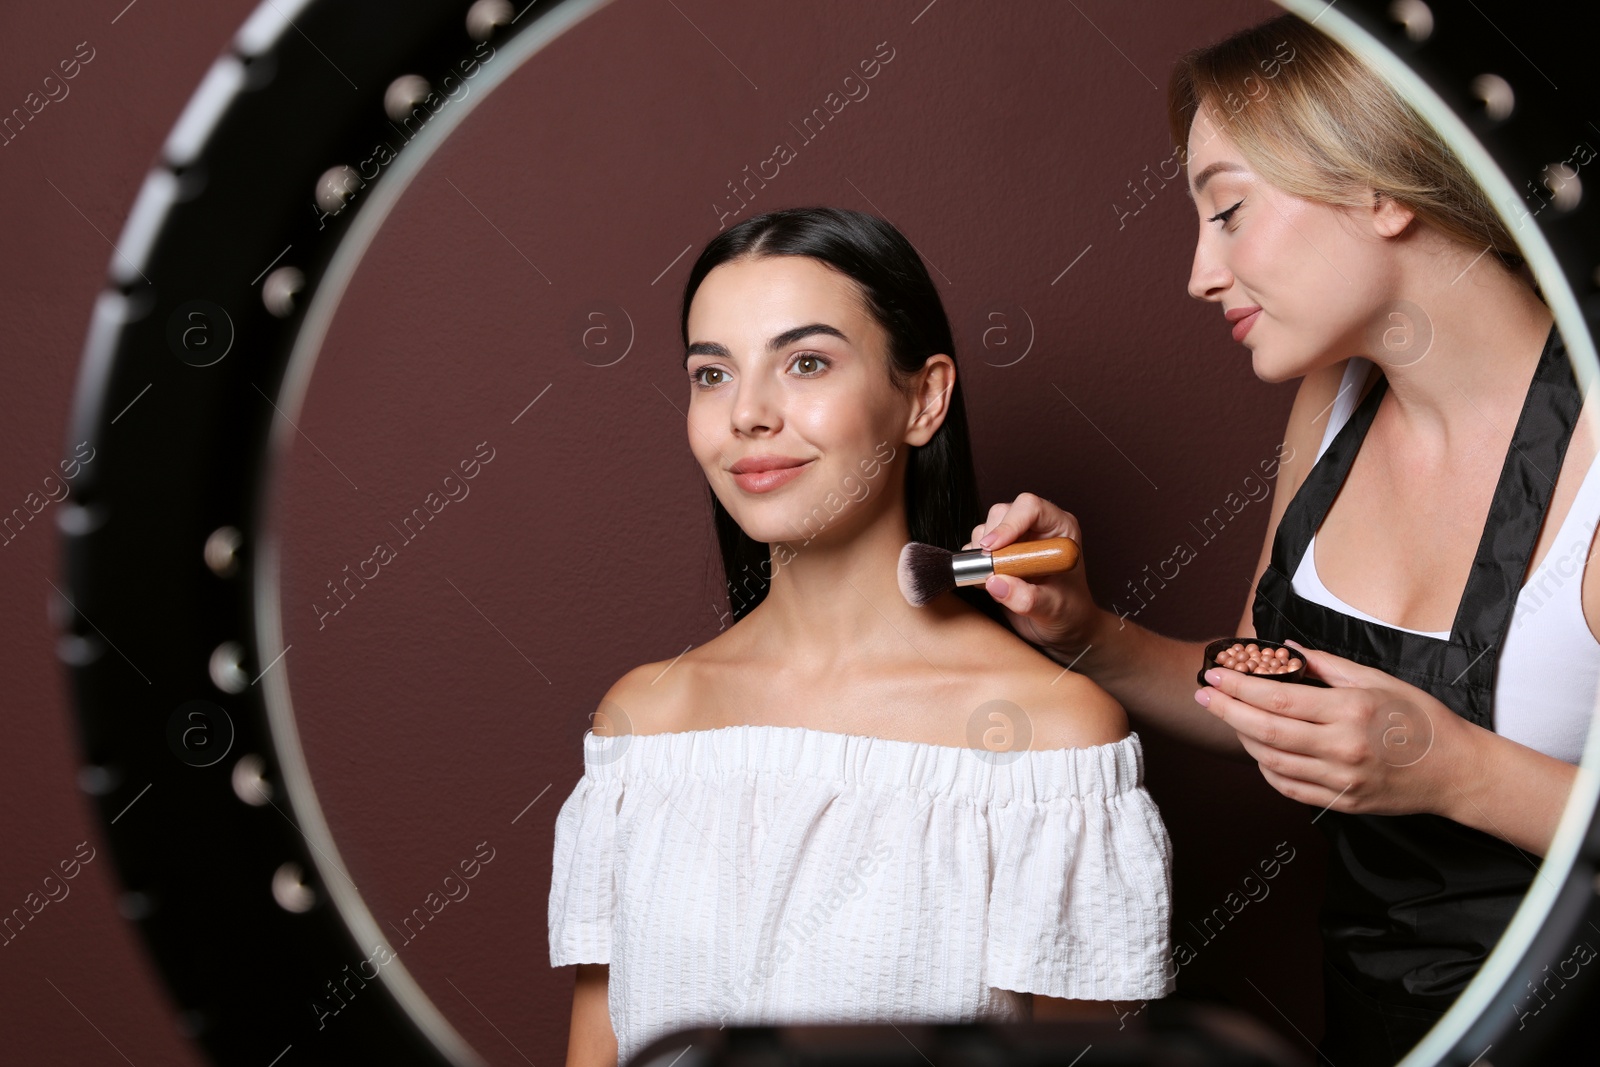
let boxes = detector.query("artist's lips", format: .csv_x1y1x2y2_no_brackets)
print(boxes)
729,455,815,493
1225,305,1263,343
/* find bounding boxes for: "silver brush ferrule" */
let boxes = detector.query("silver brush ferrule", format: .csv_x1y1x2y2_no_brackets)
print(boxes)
950,549,996,587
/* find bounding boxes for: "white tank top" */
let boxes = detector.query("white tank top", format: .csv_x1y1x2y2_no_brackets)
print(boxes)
1289,357,1599,765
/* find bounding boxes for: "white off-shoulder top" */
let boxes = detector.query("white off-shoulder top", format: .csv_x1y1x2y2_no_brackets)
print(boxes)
548,725,1174,1065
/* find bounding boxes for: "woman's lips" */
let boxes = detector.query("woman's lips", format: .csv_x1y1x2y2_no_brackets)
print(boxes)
1228,306,1263,343
732,460,814,493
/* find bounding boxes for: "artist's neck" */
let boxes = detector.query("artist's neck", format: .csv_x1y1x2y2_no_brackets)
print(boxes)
1369,256,1554,446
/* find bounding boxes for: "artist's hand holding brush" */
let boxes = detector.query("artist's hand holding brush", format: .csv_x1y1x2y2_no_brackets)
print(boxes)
952,492,1248,756
958,493,1099,656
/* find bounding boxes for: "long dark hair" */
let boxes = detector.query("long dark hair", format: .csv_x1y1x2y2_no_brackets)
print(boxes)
680,206,1007,628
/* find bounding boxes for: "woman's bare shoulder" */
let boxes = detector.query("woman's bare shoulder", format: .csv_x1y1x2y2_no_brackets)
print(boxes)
591,654,702,736
1011,663,1129,750
959,619,1129,750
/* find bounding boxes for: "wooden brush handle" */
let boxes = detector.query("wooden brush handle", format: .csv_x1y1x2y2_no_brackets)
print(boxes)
991,536,1080,578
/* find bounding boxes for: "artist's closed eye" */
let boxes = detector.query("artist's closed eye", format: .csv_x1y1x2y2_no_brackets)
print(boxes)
1207,199,1245,225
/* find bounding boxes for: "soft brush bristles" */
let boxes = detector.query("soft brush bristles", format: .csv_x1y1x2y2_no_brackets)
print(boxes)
897,541,956,607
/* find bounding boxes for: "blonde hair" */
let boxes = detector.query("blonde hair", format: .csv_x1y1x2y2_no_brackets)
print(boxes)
1167,13,1525,272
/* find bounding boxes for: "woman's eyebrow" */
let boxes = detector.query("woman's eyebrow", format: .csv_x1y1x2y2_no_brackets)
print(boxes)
769,322,848,350
1188,160,1246,199
683,323,849,366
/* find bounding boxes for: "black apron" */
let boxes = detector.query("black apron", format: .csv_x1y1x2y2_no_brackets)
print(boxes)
1252,324,1581,1065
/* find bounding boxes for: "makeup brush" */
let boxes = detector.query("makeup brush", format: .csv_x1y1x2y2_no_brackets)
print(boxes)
897,536,1081,607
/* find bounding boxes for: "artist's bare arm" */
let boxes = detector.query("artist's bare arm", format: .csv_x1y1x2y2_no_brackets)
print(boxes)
1070,611,1244,755
1444,723,1580,857
565,964,618,1067
969,361,1347,757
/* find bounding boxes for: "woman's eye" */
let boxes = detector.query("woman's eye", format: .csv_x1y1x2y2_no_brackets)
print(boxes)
690,355,828,389
1207,199,1245,227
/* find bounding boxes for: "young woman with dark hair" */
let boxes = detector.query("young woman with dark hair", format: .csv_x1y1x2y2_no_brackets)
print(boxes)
549,206,1174,1067
689,206,1007,630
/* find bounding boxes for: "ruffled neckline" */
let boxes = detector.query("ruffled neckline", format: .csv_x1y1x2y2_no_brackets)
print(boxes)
579,723,1145,803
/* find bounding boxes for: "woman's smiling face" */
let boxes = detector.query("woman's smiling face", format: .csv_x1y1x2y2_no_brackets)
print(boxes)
1184,103,1410,382
684,254,939,546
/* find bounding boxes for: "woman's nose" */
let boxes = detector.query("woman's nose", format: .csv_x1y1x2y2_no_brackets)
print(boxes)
1187,238,1233,302
731,374,781,436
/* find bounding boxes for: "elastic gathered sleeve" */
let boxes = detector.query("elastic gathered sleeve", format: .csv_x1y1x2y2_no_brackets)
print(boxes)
985,777,1174,1002
547,771,621,967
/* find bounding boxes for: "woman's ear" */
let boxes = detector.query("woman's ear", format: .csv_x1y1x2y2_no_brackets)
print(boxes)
1371,190,1416,238
904,355,955,447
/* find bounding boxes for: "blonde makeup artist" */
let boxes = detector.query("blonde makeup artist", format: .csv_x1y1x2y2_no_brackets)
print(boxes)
967,14,1595,1066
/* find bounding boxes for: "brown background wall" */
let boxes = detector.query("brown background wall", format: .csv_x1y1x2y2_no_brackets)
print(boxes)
2,2,1342,1064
